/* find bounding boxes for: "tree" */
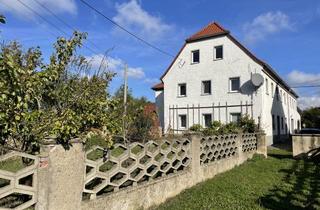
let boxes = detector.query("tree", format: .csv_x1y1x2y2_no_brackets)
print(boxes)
113,85,152,142
0,32,121,152
301,107,320,128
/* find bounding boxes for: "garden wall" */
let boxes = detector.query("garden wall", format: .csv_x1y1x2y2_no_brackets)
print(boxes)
0,133,267,210
292,134,320,157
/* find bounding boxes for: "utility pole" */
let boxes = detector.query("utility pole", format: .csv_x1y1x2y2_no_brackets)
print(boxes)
123,64,128,145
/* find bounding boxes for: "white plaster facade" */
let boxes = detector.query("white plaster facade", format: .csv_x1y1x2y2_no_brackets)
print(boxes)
153,23,300,145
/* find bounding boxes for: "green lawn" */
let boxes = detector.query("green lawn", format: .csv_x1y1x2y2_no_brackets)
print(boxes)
153,148,320,210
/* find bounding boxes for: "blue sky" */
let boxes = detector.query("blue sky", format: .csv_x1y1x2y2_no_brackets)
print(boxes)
0,0,320,109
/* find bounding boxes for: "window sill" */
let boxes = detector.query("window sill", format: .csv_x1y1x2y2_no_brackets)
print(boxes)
191,62,199,65
177,95,187,98
213,58,223,61
201,93,212,96
228,91,240,94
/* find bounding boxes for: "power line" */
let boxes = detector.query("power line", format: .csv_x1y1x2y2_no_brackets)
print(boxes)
16,0,104,59
78,0,176,58
291,85,320,88
30,0,105,55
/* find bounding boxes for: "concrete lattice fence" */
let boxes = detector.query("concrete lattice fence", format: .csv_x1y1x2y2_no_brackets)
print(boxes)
0,133,266,210
0,150,39,210
83,139,191,199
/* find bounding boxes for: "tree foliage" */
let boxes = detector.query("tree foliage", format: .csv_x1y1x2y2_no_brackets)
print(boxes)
301,107,320,128
113,85,153,142
0,32,121,152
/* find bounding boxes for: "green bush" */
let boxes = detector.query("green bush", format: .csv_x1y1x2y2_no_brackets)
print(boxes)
189,124,203,132
239,115,258,133
190,116,258,136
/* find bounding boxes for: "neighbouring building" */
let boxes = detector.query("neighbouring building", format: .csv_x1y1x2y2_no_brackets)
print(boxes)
152,22,301,145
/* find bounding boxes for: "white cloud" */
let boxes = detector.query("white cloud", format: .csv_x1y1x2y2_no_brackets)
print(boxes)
85,54,146,79
112,0,172,40
298,97,320,110
287,70,320,86
243,11,293,44
0,0,77,18
122,67,145,79
144,78,159,84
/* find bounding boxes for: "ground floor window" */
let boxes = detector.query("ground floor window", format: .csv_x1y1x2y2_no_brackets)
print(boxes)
230,113,241,123
203,114,212,128
179,115,187,128
272,115,275,130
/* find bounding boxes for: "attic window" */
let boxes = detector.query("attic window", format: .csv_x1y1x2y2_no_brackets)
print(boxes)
191,50,200,63
214,45,223,60
178,83,187,97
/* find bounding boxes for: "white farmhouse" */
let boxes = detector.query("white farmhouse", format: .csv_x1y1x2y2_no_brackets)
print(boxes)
152,22,301,145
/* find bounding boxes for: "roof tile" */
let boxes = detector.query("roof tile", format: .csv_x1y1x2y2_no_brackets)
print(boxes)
186,22,229,42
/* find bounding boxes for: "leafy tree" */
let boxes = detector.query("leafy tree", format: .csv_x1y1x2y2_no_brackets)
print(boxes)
302,107,320,128
0,32,121,152
113,85,152,142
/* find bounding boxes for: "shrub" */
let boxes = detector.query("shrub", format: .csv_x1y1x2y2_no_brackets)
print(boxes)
189,124,203,132
220,122,242,134
239,115,258,133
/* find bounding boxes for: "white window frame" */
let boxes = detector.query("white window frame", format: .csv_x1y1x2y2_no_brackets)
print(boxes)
213,45,223,60
229,77,240,93
230,113,241,123
177,83,187,97
201,80,212,95
203,113,213,128
191,50,200,64
179,115,187,129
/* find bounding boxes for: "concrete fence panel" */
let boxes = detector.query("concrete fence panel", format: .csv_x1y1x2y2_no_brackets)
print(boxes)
292,134,320,157
0,132,267,210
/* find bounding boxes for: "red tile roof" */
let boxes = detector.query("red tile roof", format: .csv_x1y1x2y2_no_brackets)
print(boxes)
151,82,164,91
154,21,298,98
186,22,229,42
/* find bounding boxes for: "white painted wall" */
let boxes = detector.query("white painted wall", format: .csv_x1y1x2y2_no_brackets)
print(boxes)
157,35,300,145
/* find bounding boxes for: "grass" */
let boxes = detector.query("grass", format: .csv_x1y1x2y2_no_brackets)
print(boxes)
153,148,320,210
0,157,26,173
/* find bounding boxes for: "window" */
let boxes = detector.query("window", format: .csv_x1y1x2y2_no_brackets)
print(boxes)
285,117,288,134
230,113,241,123
191,50,200,63
229,77,240,92
179,115,187,128
178,83,186,97
272,115,275,130
203,114,212,128
276,86,279,101
214,45,223,60
284,94,287,104
265,78,269,95
202,80,212,95
281,117,284,130
280,90,282,101
271,82,274,97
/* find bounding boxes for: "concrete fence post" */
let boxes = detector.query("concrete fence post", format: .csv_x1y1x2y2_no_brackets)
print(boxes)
189,134,202,184
256,132,267,158
36,140,85,210
236,134,243,164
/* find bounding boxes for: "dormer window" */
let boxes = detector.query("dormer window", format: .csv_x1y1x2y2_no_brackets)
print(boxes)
191,50,200,64
214,45,223,60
